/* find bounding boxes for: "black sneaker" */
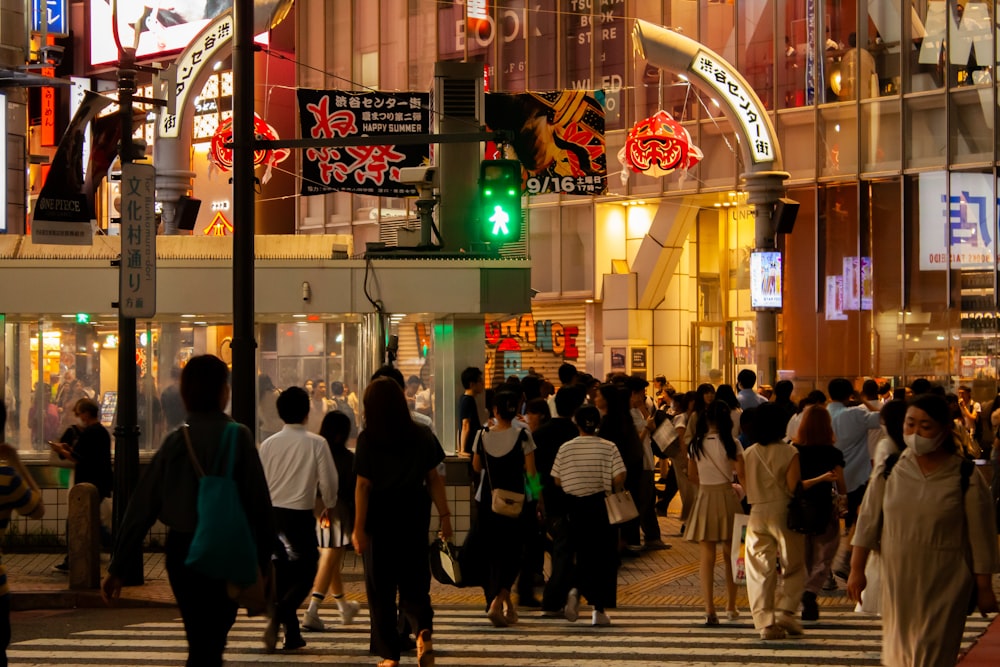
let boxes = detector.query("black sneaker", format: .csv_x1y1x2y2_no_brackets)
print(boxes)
801,592,819,622
52,560,69,573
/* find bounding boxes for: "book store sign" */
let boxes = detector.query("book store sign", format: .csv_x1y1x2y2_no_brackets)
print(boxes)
690,50,774,164
120,163,156,318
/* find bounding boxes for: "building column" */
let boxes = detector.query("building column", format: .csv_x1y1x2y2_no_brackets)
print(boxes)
433,316,484,453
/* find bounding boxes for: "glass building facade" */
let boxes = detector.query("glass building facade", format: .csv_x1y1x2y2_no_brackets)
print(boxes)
8,0,1000,455
301,0,1000,397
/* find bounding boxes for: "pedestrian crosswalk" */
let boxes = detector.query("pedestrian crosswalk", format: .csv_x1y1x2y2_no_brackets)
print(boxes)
9,606,994,665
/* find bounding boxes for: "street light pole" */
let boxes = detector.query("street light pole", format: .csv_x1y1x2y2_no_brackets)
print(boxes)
231,0,257,429
112,46,143,586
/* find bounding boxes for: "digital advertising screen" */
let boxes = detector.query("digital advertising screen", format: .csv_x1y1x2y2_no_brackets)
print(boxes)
90,0,232,65
750,250,782,310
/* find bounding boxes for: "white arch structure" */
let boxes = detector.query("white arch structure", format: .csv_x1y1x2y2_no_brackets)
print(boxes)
629,20,790,384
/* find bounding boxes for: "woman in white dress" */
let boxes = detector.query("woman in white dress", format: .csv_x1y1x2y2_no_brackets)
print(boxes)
685,400,746,625
848,394,999,667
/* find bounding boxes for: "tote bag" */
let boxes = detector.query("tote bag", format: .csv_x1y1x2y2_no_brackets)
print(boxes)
604,488,639,524
731,513,749,584
183,423,258,587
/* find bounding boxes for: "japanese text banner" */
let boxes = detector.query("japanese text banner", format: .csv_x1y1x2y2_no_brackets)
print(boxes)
297,89,430,197
485,90,607,196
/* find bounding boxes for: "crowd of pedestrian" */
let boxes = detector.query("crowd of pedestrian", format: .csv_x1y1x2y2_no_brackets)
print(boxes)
68,354,998,667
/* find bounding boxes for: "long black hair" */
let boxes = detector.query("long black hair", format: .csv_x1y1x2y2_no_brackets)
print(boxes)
689,400,739,462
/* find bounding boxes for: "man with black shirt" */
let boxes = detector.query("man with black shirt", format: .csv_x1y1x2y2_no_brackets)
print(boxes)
533,384,586,614
458,367,485,457
49,397,112,571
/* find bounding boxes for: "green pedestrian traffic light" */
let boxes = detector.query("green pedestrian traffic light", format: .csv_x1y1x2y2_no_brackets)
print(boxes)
479,159,522,244
75,313,91,324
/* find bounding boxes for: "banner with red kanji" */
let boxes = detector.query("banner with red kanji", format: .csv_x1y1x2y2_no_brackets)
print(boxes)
297,89,430,197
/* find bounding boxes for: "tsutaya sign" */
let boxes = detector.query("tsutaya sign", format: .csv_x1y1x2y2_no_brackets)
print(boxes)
691,51,773,163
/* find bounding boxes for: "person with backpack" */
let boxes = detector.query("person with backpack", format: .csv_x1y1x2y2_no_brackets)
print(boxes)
102,355,276,666
848,394,999,667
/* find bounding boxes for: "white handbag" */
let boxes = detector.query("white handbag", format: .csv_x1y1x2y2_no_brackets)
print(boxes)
604,488,639,525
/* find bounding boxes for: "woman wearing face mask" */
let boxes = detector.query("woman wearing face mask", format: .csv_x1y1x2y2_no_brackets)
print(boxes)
848,394,999,667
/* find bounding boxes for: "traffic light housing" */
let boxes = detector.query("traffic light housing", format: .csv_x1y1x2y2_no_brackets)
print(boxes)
479,159,522,244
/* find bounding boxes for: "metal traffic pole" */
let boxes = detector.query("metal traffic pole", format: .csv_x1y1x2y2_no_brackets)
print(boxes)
112,45,143,586
230,0,257,430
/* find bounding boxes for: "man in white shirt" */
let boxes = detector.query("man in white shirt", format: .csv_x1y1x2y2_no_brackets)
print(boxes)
260,386,339,652
958,385,981,440
736,369,769,409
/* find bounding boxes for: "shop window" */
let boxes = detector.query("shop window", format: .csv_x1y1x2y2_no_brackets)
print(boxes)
904,94,947,170
860,98,901,173
737,0,775,111
778,0,808,109
528,206,557,293
561,205,595,295
776,109,817,178
819,105,858,177
949,88,993,164
865,1,902,97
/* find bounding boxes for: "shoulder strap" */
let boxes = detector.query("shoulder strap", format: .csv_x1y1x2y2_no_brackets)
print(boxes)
959,457,975,494
182,426,205,479
881,453,900,480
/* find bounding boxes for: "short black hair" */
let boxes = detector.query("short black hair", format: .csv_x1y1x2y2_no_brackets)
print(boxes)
180,355,230,413
461,366,483,389
625,375,649,393
558,363,578,385
574,405,600,435
75,397,99,419
493,391,521,422
752,403,786,444
329,381,345,396
372,365,405,389
910,378,932,396
737,369,757,390
774,380,793,401
554,384,586,418
827,378,855,402
861,379,879,399
277,386,310,424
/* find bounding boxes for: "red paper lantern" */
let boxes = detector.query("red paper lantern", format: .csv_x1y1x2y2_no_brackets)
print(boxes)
209,113,290,182
622,110,703,177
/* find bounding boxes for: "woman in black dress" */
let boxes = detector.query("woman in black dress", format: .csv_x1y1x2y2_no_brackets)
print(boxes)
353,378,452,667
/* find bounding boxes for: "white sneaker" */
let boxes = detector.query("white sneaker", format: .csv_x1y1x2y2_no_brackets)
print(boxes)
564,588,580,623
302,609,325,632
340,600,360,625
592,610,611,626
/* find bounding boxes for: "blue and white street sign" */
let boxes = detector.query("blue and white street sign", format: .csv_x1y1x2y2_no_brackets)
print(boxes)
32,0,68,37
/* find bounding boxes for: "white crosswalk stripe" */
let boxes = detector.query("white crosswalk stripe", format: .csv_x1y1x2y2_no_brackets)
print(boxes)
9,607,993,666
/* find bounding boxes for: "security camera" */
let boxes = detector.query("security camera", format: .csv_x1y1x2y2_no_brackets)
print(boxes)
301,281,311,303
39,44,64,67
398,166,438,188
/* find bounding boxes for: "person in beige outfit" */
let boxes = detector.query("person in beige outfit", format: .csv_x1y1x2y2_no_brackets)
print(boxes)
742,403,805,640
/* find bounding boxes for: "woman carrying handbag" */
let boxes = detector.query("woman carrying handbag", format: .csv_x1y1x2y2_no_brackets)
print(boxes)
551,405,627,627
472,391,538,628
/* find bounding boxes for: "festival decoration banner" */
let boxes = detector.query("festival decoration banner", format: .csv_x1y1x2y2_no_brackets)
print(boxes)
210,113,289,184
297,89,430,197
485,90,606,196
620,110,702,178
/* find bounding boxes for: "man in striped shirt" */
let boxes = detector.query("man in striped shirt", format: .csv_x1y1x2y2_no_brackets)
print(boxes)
0,402,45,663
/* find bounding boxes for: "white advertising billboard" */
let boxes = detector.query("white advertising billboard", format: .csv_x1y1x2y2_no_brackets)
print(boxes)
90,0,232,65
918,171,995,271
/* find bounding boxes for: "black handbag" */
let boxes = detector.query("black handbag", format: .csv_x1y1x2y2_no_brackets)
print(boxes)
786,482,830,535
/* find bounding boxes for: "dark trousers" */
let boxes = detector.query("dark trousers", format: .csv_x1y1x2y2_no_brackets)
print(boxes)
272,507,320,640
516,500,544,599
637,470,661,542
541,513,574,612
479,501,522,608
620,473,644,547
165,531,239,667
0,593,9,667
567,493,618,611
364,524,434,661
658,464,678,512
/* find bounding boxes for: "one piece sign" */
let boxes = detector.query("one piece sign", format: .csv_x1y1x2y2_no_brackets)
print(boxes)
297,90,430,197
